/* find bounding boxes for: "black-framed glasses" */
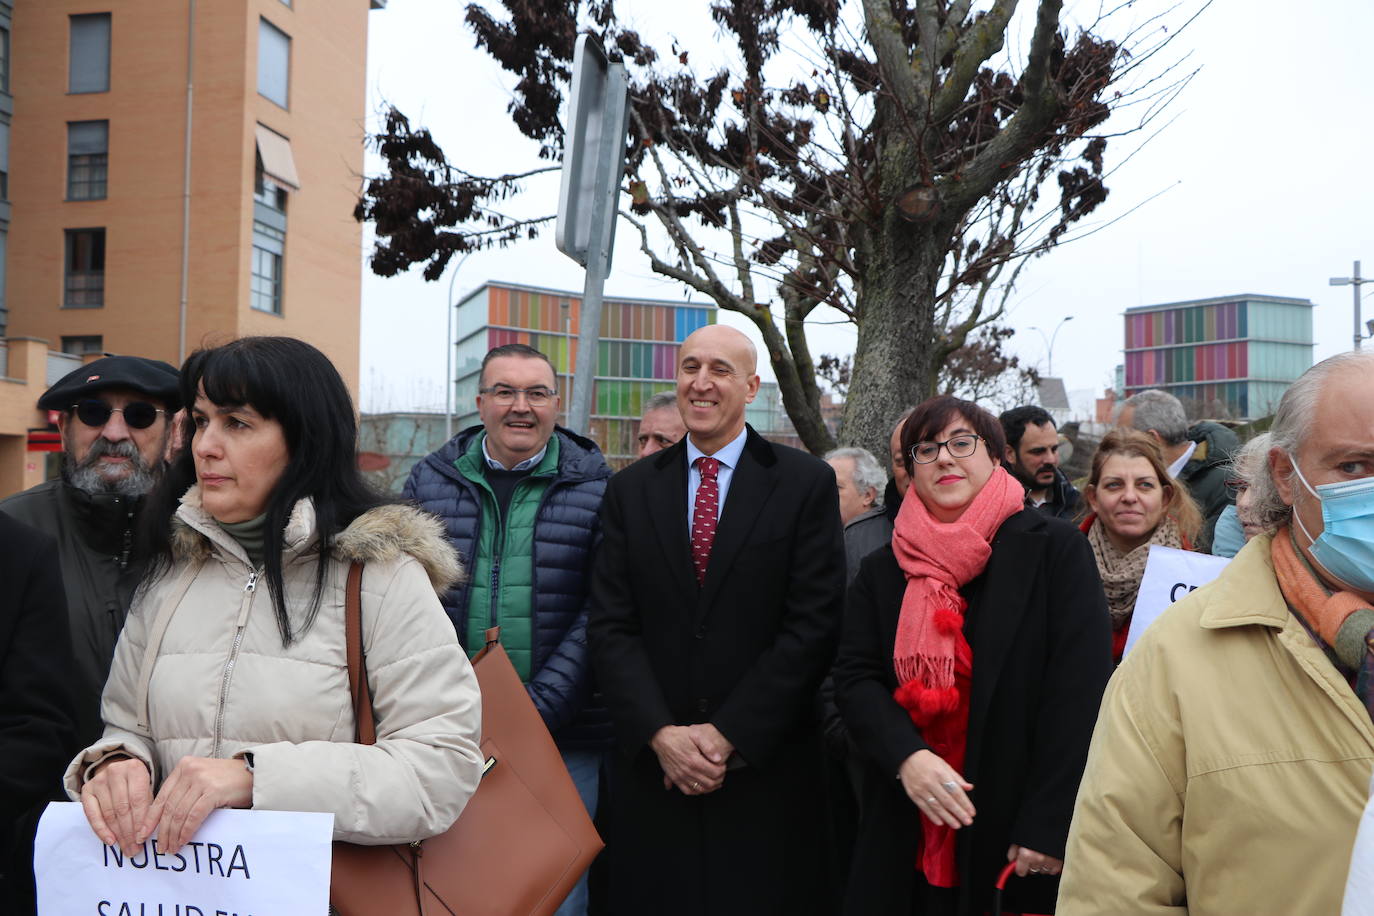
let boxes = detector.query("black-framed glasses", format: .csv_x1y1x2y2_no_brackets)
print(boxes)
72,399,166,430
479,385,556,407
910,434,983,465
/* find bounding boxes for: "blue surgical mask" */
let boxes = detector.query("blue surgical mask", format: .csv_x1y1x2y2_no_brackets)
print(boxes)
1290,457,1374,593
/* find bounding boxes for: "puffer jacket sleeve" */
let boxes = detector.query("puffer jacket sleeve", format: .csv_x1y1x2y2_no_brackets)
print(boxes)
248,556,483,845
525,607,593,733
63,577,162,798
1057,645,1188,914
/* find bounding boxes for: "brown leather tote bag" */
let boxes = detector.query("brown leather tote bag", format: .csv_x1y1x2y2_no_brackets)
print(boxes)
330,563,604,915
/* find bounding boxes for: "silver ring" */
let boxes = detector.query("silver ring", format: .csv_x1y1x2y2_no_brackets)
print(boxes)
941,780,958,792
925,796,937,804
1029,867,1043,874
692,781,702,791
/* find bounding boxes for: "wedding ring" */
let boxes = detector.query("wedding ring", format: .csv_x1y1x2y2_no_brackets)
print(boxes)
693,781,702,791
925,796,937,804
1030,867,1043,874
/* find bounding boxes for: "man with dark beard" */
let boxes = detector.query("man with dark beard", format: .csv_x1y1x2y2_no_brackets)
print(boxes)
999,405,1081,520
0,355,179,748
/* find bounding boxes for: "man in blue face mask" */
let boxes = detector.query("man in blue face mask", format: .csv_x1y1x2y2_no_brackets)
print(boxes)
1059,350,1374,916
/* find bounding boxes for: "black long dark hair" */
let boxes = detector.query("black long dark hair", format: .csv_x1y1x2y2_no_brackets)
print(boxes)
141,336,394,645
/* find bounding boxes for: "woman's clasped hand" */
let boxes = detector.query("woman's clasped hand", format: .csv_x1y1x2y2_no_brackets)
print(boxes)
81,755,252,855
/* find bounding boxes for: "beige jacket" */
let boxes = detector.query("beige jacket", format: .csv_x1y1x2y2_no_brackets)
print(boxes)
1058,534,1374,914
65,490,483,846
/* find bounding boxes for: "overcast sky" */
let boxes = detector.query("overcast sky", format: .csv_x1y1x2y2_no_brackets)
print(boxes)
358,0,1374,418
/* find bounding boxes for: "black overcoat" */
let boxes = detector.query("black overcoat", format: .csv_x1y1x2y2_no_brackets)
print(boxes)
834,509,1112,916
588,427,845,916
0,511,78,912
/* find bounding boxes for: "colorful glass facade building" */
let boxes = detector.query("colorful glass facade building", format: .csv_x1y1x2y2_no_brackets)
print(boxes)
453,281,798,466
1122,294,1314,419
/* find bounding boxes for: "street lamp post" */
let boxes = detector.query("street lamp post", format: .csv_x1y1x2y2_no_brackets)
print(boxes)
1329,260,1369,351
1027,315,1074,377
444,252,473,440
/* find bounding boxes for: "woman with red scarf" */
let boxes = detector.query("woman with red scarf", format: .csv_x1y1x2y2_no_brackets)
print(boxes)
834,396,1112,916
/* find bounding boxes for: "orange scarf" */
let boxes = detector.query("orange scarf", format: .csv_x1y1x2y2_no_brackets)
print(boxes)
1271,527,1369,648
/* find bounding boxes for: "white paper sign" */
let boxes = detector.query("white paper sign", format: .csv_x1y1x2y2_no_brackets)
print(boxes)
1343,772,1374,914
1123,545,1231,658
35,802,334,916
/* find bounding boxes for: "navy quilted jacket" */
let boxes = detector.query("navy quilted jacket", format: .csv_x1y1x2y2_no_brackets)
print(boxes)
403,425,612,749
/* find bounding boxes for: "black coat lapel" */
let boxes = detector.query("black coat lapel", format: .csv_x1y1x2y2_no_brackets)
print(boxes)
966,517,1046,738
648,440,695,597
697,430,779,614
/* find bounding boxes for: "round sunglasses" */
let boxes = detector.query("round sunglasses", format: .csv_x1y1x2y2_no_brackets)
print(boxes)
71,399,167,430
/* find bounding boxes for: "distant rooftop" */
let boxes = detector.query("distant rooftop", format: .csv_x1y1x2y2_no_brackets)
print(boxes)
1124,293,1314,315
461,279,711,311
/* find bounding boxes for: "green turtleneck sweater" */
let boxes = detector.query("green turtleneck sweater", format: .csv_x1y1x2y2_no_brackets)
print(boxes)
220,513,268,569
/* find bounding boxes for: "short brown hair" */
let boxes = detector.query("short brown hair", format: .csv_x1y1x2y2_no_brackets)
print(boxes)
1084,428,1202,541
899,395,1006,476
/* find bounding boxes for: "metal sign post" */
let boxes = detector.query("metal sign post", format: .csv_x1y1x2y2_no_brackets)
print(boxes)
556,34,630,435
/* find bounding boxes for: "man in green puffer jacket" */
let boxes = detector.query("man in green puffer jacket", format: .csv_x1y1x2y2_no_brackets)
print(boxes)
405,343,611,916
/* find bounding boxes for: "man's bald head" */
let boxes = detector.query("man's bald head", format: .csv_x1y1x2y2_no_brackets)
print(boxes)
677,324,762,454
682,324,758,375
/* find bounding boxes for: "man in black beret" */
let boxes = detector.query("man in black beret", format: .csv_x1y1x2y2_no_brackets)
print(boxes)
0,354,179,749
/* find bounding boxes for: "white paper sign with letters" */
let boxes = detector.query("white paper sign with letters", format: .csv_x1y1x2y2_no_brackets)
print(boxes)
1123,544,1231,658
34,802,333,916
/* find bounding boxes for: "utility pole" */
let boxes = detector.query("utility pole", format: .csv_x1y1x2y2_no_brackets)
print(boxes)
1330,260,1368,351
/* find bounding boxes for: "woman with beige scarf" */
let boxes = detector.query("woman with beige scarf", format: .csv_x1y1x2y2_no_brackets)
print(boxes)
1079,428,1201,663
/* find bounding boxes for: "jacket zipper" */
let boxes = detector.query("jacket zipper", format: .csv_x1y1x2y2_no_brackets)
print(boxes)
212,568,257,758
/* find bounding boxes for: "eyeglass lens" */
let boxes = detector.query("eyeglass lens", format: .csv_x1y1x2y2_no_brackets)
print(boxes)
74,400,162,430
913,436,978,463
488,386,553,405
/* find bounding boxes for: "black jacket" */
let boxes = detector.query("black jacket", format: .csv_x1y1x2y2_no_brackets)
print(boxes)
1035,467,1082,521
0,479,147,747
1179,421,1240,553
403,425,612,748
835,509,1112,916
589,427,845,915
0,511,77,914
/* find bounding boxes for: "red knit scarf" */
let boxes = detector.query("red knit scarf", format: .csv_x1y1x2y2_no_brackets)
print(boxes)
890,465,1024,886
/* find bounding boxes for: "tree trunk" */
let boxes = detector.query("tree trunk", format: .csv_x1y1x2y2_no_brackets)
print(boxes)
841,223,948,461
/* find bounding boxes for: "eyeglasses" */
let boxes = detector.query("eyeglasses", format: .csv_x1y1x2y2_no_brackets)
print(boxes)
480,385,556,407
72,399,166,430
910,434,983,465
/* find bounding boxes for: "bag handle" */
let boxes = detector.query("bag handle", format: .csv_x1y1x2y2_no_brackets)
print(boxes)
341,560,428,914
343,562,376,746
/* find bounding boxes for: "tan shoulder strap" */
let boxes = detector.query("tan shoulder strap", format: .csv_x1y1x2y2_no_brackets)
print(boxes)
344,562,376,745
136,559,203,731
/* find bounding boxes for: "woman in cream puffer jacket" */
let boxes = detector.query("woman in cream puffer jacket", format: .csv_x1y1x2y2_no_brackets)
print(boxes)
66,336,482,853
65,489,482,844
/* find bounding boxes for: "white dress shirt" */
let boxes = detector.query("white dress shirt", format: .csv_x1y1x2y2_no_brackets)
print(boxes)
685,426,749,533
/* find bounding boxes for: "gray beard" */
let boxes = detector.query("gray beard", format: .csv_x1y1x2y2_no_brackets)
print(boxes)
65,437,158,497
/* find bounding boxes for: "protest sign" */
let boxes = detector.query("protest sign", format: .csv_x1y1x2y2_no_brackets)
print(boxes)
35,802,333,916
1123,544,1231,658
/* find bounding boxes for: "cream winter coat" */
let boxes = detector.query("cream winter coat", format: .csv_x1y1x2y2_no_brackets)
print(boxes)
65,490,483,845
1058,534,1374,914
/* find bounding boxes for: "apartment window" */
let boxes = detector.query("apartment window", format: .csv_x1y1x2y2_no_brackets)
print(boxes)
68,121,109,200
62,335,104,356
251,222,284,315
0,27,10,94
64,229,105,308
69,14,112,94
257,18,290,108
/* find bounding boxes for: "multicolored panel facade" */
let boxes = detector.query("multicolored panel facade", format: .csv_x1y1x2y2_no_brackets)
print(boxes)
1122,295,1314,419
453,282,796,467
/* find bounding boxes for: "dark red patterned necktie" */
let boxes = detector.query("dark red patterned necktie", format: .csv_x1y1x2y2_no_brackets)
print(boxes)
691,457,720,585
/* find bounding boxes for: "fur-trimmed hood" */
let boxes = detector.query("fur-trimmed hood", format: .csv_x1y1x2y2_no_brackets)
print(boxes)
172,487,464,594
